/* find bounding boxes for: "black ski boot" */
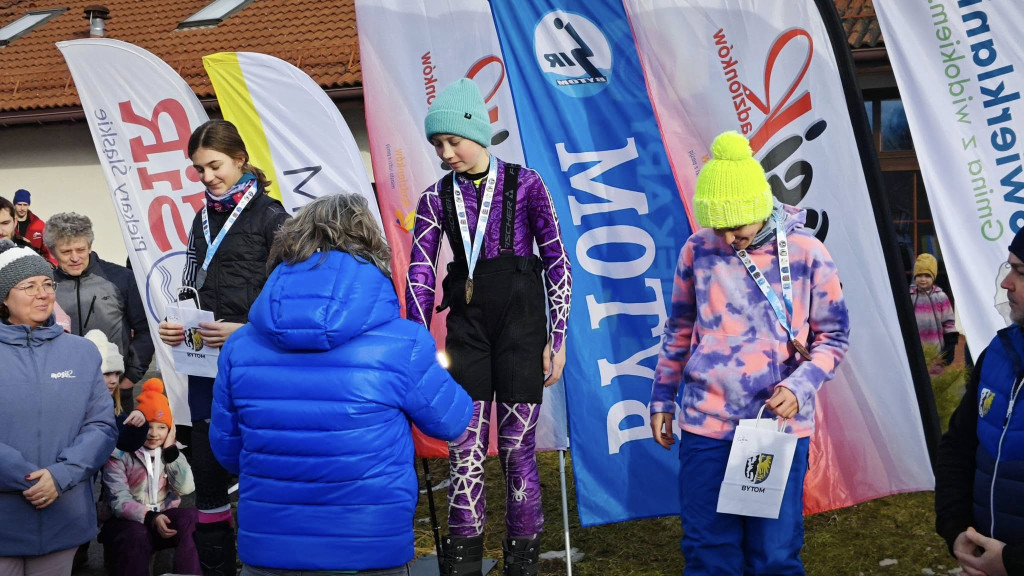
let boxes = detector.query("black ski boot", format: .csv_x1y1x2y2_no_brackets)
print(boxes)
502,536,540,576
440,534,485,576
192,521,236,576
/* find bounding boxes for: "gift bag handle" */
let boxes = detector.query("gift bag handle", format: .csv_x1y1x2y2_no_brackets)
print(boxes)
754,404,788,433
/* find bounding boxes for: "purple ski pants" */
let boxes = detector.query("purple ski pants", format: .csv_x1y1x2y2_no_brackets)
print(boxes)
447,400,543,538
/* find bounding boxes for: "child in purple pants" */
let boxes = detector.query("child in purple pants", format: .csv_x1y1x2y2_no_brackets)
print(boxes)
407,79,572,575
99,379,200,576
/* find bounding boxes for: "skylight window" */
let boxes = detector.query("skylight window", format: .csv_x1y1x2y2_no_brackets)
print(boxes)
0,9,64,47
178,0,253,29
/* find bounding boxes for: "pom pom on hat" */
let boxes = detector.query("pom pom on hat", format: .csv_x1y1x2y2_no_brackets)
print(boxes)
423,78,491,148
136,378,173,428
693,131,773,229
84,330,124,374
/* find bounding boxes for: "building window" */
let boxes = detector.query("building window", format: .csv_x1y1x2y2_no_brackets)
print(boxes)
866,96,950,294
178,0,253,29
0,9,65,47
881,100,913,151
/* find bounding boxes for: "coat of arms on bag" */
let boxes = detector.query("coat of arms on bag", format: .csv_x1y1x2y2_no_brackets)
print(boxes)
184,327,205,352
744,453,774,484
979,388,996,418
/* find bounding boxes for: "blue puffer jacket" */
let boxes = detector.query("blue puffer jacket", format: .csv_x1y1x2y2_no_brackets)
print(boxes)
974,324,1024,544
210,250,473,571
0,317,117,556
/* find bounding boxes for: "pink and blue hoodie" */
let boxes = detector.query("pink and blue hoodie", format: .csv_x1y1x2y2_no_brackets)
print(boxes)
651,206,850,439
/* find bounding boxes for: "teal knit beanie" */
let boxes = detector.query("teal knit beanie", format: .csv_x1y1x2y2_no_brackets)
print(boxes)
424,79,491,148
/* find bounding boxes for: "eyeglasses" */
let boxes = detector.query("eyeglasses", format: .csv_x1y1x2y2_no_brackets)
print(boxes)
12,280,57,297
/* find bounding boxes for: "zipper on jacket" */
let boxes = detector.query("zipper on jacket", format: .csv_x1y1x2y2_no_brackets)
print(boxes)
75,276,83,335
992,375,1024,537
27,328,44,553
83,295,97,332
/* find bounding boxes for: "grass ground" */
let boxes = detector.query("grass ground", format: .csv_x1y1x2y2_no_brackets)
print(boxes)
413,452,954,575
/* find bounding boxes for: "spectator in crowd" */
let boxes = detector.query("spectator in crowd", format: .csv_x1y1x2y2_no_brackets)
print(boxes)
0,238,117,573
0,196,38,253
158,119,289,576
12,189,53,263
46,212,154,412
100,379,199,576
74,330,147,571
911,252,958,366
936,228,1024,576
210,193,472,575
84,329,148,451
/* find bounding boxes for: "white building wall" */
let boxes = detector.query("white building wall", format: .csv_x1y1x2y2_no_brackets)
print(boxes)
0,104,373,266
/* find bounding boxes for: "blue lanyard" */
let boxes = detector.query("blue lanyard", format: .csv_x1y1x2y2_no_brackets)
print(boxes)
735,216,800,344
201,178,259,275
451,155,498,283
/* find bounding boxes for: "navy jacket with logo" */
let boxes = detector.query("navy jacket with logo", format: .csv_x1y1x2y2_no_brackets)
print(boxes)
209,250,473,571
0,317,117,556
937,324,1024,574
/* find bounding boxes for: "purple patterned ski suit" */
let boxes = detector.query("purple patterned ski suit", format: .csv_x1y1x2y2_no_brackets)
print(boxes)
406,156,571,537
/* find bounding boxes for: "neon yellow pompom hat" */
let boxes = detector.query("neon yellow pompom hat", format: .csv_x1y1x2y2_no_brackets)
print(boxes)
693,131,773,229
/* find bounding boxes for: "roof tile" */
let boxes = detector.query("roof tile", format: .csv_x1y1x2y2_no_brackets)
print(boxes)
0,0,359,112
0,0,881,114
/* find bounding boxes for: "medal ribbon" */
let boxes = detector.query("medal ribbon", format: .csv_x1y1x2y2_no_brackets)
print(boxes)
735,216,804,350
451,155,498,285
201,178,260,275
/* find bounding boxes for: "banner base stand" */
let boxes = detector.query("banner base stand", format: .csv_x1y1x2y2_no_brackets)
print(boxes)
410,556,497,575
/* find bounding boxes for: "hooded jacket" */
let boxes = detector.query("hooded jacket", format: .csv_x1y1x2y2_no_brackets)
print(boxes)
651,205,850,439
0,317,118,556
210,250,473,571
54,252,155,384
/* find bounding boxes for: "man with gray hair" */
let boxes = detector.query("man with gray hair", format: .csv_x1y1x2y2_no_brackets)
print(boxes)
45,212,154,409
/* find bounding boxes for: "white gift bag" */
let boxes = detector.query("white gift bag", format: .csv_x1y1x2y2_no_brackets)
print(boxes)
716,405,798,519
165,298,219,378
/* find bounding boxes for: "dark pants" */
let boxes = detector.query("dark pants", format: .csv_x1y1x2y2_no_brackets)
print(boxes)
100,508,201,576
191,419,233,511
679,431,811,576
444,256,548,404
119,388,134,412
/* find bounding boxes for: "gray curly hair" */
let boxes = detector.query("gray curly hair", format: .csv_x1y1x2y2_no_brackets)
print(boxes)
268,193,391,277
44,212,94,251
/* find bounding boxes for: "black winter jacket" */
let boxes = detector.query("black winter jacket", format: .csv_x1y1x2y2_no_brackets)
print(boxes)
184,192,289,322
54,252,155,384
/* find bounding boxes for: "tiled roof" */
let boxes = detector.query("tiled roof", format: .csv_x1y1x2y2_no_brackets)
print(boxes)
0,0,881,116
0,0,360,113
835,0,883,49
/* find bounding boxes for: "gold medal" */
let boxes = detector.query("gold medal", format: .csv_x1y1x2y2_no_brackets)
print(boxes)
465,278,474,304
792,340,812,361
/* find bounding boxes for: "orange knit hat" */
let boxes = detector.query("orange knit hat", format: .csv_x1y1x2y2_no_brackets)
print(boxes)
136,378,173,428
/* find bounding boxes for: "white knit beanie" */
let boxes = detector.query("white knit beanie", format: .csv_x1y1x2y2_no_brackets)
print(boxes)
84,329,124,374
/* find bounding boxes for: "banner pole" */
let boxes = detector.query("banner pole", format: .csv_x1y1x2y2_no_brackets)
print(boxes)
558,448,573,575
421,458,444,564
